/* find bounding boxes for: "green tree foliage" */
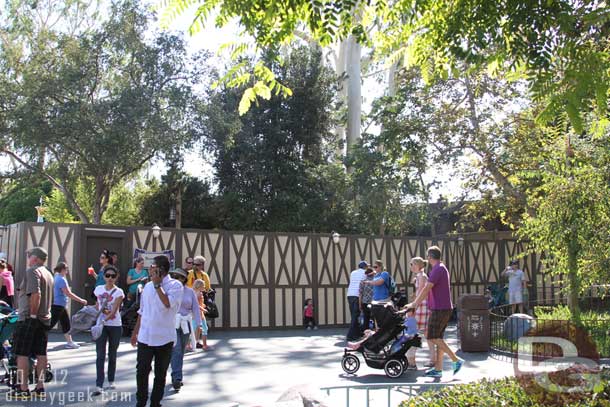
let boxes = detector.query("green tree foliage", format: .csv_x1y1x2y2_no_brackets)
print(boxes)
519,134,610,318
0,0,209,223
0,178,51,224
205,45,353,232
161,0,609,128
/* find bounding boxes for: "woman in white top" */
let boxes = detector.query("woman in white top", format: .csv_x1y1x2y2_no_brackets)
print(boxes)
92,265,124,396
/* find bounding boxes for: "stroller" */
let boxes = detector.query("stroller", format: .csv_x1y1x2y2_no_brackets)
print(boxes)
121,283,144,336
0,304,53,387
341,303,421,378
486,283,508,309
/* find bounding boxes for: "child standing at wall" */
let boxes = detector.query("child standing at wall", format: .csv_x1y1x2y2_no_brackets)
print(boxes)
303,298,317,330
192,279,210,350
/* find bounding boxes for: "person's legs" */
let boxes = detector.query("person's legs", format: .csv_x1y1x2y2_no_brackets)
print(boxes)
150,342,173,407
171,329,188,383
136,342,154,407
201,319,209,349
425,337,436,365
49,305,61,330
16,356,30,391
347,296,360,340
106,326,122,385
13,321,35,392
362,303,372,331
406,346,417,366
33,321,49,391
95,327,109,389
34,355,47,390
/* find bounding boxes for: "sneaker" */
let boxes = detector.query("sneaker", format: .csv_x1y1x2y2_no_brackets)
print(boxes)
313,326,318,330
406,364,418,371
172,381,182,391
306,326,312,330
7,389,31,400
424,369,442,378
424,361,436,368
66,341,80,349
425,366,436,374
105,382,115,390
196,342,203,349
92,387,103,396
452,358,464,375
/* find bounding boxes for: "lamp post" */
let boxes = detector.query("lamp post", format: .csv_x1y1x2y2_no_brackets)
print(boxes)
152,224,161,251
332,232,340,244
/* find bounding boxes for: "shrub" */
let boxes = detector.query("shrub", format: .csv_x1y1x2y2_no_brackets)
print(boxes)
399,370,610,407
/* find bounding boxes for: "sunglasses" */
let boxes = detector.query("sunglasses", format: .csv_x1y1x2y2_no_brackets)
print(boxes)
194,263,204,266
105,274,117,279
186,261,193,264
373,265,379,269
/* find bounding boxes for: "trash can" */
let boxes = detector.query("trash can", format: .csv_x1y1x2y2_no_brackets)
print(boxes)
458,294,490,352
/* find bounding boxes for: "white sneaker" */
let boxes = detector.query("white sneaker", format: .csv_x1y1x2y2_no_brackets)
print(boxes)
313,326,318,330
105,382,115,390
65,342,80,349
92,387,103,396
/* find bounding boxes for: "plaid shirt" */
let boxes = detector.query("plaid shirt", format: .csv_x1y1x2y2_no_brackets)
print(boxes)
359,276,374,304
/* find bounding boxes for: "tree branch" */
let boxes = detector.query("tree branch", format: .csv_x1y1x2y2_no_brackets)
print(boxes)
1,148,90,223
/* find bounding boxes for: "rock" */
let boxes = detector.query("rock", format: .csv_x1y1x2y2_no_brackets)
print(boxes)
275,384,330,407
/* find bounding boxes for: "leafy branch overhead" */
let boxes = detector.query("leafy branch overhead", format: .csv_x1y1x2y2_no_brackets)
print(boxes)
160,0,610,129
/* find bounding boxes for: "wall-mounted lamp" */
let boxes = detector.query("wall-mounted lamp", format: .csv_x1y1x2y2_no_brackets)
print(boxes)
152,223,161,239
457,236,464,247
332,232,340,244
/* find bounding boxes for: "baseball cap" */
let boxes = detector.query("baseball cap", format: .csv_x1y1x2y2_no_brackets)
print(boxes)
28,247,48,261
358,260,369,269
509,259,519,266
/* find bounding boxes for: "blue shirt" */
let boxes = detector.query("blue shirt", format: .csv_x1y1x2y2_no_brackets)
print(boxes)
95,266,107,287
53,274,68,307
372,271,390,301
403,316,418,338
127,268,149,294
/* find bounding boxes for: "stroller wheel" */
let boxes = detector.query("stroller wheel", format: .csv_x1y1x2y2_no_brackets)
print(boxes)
341,354,360,374
384,359,404,378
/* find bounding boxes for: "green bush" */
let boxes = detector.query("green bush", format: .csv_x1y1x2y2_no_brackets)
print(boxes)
399,371,610,407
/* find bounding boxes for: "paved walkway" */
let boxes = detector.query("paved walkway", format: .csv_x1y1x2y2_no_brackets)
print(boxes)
0,324,517,407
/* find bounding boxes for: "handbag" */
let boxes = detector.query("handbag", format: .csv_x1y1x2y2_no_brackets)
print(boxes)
92,288,117,341
205,302,219,319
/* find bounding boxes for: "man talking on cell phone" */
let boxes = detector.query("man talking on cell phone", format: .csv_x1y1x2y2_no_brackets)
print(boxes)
130,255,183,407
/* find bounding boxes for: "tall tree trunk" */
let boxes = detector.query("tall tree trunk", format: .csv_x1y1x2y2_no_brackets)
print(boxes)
567,238,581,321
175,182,182,229
346,35,361,158
334,39,348,160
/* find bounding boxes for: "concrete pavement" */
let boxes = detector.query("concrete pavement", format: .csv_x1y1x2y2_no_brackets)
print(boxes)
0,324,518,407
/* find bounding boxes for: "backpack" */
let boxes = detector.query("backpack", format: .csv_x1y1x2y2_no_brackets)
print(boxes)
386,273,397,294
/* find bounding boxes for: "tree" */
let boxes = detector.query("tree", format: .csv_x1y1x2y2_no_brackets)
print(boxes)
205,45,348,232
0,0,209,223
161,0,609,129
519,134,610,319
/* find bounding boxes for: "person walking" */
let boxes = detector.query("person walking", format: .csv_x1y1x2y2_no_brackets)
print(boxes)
50,262,87,349
406,246,463,378
346,260,368,341
9,247,54,400
169,268,201,391
92,265,124,396
192,279,211,350
358,267,375,331
0,259,15,307
362,261,393,327
409,256,435,367
503,260,526,314
131,255,183,407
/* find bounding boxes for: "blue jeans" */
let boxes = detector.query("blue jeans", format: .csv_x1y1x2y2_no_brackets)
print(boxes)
347,296,361,340
95,325,122,388
170,328,190,382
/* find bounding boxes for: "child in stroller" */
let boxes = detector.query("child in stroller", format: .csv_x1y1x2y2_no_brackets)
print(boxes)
341,303,421,378
0,302,53,389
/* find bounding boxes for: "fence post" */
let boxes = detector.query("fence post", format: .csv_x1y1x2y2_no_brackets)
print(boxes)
222,231,231,329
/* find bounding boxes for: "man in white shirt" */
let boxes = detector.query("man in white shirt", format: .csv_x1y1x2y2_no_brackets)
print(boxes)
131,256,183,407
503,260,526,314
346,260,368,341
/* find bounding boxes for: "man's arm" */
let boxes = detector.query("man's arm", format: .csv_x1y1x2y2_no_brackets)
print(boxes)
29,292,41,316
406,282,434,309
62,287,87,304
130,314,141,347
155,285,171,308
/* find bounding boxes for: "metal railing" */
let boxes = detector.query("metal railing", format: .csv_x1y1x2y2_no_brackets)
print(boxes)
320,382,454,407
490,296,610,360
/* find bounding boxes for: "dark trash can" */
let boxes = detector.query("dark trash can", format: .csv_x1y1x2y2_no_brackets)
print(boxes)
458,294,490,352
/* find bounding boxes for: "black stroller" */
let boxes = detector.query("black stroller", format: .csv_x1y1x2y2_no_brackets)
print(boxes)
0,303,53,387
341,303,421,378
121,283,144,336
